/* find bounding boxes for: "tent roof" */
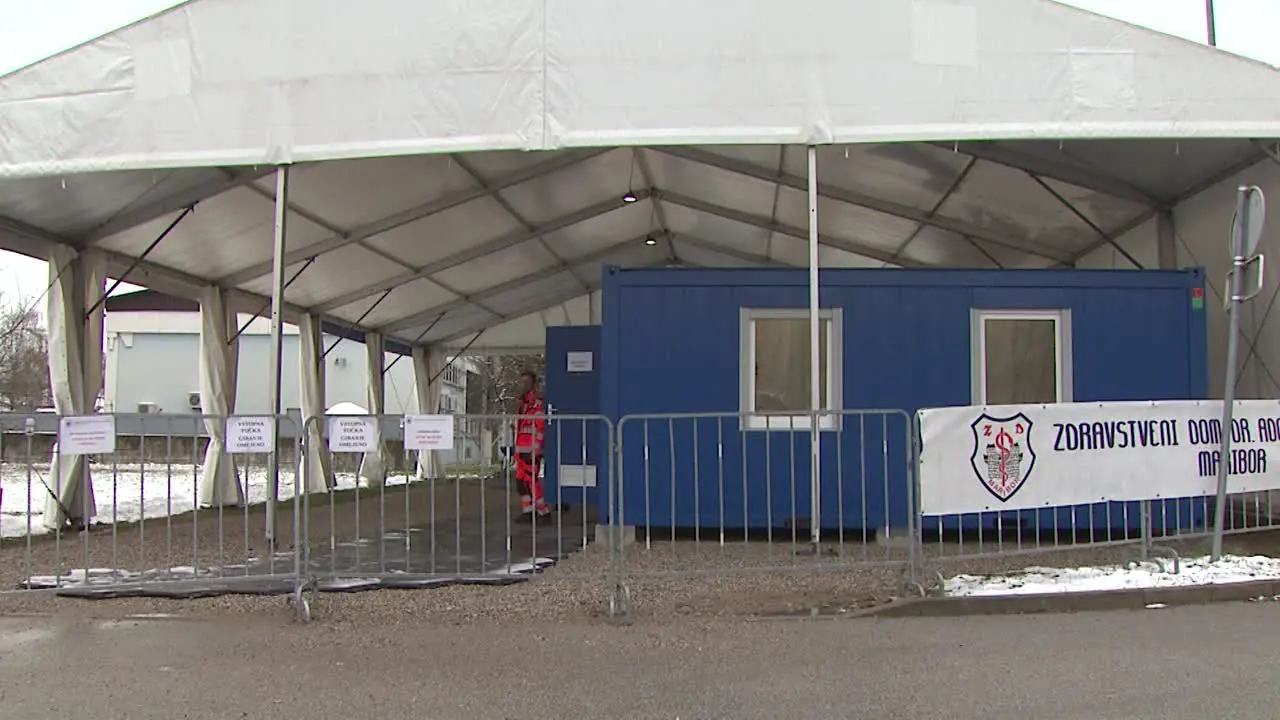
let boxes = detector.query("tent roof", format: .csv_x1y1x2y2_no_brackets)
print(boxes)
1,0,1279,352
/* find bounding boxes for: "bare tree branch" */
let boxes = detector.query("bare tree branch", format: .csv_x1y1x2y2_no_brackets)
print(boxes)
0,293,51,412
468,354,546,415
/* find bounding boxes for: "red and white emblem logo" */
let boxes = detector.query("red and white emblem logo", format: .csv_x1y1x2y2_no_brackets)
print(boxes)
969,413,1036,503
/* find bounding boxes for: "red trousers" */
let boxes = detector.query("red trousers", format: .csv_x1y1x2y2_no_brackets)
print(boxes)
515,452,546,512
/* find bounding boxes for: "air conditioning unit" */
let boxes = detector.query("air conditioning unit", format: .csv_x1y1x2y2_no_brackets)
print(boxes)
188,391,202,410
137,402,158,414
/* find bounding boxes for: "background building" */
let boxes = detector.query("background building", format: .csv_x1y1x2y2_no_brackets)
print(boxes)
102,290,481,462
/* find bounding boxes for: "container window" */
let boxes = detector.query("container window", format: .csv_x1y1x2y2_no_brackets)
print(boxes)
973,310,1073,405
740,308,843,431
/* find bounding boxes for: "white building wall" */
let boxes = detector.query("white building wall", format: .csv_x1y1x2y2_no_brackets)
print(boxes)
1077,158,1280,400
103,311,467,417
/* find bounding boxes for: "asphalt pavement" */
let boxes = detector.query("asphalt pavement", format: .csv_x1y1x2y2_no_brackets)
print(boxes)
0,602,1277,719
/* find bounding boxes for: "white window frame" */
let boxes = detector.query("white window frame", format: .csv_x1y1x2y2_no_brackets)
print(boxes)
971,309,1074,405
739,308,843,431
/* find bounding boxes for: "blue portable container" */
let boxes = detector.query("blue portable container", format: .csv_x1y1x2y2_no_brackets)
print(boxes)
598,266,1208,535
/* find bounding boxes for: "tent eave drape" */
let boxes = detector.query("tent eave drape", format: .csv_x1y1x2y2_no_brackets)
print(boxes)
358,332,389,486
43,246,104,530
299,313,334,493
198,285,244,507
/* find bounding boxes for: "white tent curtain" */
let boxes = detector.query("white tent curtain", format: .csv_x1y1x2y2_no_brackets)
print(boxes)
197,285,243,507
412,344,445,478
358,332,388,486
43,246,104,530
299,314,334,493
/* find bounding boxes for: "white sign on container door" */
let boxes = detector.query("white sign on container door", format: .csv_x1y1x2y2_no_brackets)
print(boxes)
566,351,593,373
328,416,378,453
58,415,116,455
226,417,276,454
404,414,454,450
917,399,1280,516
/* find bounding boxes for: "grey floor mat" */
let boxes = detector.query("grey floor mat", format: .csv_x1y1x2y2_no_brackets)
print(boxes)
22,508,593,600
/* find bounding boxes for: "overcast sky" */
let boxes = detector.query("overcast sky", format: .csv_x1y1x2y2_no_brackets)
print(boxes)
1,0,1279,307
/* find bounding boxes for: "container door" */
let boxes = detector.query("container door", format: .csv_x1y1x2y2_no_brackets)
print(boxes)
544,325,602,507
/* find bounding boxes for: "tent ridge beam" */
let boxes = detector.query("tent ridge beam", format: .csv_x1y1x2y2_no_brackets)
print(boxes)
657,189,922,268
675,233,797,268
1067,144,1276,263
426,275,504,320
217,149,608,287
80,166,277,245
934,141,1169,207
0,213,353,336
378,230,669,334
310,189,652,314
887,157,977,265
448,153,592,293
764,146,788,261
342,236,486,309
654,146,1070,263
239,177,348,237
88,205,195,318
634,149,678,262
231,256,317,343
1028,172,1145,269
426,258,671,346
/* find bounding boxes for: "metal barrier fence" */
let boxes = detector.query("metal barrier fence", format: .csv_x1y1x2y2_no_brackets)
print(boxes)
7,408,1278,619
912,410,1280,577
0,411,619,620
0,413,307,616
608,410,917,606
293,413,617,612
916,489,1280,565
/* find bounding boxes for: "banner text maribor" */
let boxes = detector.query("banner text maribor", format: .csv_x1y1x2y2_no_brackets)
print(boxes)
1052,416,1280,478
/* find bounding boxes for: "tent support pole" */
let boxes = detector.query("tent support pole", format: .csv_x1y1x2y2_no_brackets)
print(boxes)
807,145,821,551
266,165,290,549
230,257,315,343
1206,0,1217,46
1212,189,1253,561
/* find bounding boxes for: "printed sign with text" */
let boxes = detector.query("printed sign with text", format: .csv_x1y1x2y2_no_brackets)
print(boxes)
59,415,116,455
566,351,593,373
404,414,455,451
918,399,1280,516
328,416,378,453
226,416,276,454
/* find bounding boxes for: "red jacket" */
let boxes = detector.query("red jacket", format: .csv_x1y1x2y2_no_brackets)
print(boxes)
515,390,546,454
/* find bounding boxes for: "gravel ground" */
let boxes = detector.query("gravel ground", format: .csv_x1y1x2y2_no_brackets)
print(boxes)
2,485,1280,625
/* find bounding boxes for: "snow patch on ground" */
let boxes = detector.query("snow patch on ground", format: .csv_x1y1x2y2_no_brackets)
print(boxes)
0,463,417,538
945,555,1280,597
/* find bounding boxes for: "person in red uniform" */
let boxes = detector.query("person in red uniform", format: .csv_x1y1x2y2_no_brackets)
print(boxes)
514,370,551,520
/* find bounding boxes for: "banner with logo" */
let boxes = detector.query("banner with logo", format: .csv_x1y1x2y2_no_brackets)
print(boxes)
917,399,1280,516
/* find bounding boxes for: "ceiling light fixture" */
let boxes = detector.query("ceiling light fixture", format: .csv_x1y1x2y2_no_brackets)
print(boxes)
622,150,639,203
644,235,657,246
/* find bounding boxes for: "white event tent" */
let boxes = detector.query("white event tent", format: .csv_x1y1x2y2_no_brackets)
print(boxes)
3,0,1280,532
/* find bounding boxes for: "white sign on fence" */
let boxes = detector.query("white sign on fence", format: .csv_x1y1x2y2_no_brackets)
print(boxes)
558,464,597,488
404,414,454,451
226,416,276,454
918,399,1280,516
327,416,378,453
58,415,116,455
